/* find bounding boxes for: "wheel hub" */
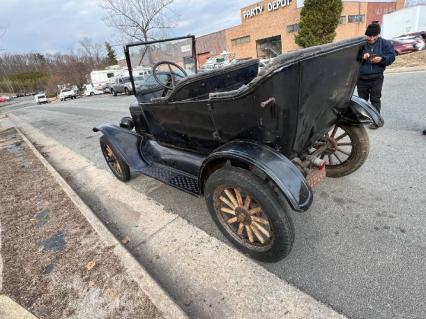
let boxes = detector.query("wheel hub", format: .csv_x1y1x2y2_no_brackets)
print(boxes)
326,136,338,152
216,187,272,246
235,206,250,225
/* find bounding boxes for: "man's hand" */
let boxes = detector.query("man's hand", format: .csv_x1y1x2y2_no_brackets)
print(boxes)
371,56,383,64
363,53,370,60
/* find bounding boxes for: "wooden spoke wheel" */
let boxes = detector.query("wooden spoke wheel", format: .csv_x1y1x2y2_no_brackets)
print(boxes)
217,187,273,247
205,167,294,262
100,135,130,182
313,124,369,178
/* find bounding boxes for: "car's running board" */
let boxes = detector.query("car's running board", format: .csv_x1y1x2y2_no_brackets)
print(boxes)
138,163,200,195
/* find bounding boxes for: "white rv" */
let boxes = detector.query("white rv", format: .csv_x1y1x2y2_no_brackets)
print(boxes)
90,67,124,90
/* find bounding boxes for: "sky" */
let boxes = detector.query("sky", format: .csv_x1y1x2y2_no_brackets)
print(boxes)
0,0,255,55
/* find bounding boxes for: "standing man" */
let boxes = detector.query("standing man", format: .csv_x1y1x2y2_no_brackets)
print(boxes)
357,23,395,127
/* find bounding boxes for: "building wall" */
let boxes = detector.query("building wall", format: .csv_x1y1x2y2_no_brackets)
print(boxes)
336,2,369,40
396,0,406,9
367,2,397,23
195,30,227,65
225,0,396,59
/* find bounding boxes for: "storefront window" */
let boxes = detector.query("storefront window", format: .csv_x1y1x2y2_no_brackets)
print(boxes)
339,16,346,24
256,35,282,59
348,15,365,23
231,36,251,46
287,24,299,33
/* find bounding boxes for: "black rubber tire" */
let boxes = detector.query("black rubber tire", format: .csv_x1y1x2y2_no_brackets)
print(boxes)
124,87,129,95
90,92,94,96
100,135,130,182
326,124,369,177
205,166,294,262
111,89,117,96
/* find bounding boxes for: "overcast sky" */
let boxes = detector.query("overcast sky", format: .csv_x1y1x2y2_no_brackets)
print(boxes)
0,0,255,54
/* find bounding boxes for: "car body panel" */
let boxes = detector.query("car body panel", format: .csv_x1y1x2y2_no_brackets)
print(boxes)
199,140,313,211
338,95,384,127
133,37,365,158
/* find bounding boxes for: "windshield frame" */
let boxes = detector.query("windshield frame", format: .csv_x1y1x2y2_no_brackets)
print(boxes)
123,35,197,94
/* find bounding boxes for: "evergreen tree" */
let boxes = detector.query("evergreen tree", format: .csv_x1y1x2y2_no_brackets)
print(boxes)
105,42,117,65
295,0,343,48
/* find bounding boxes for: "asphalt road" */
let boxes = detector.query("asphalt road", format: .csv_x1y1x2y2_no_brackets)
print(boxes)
5,71,426,319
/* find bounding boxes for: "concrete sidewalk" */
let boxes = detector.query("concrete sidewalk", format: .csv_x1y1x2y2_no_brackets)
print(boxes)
0,295,37,319
6,113,346,318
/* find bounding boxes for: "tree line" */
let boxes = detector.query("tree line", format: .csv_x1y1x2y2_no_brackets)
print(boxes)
1,0,343,95
0,39,118,96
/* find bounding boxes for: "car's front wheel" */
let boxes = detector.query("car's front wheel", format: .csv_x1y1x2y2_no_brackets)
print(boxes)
205,166,294,262
111,89,117,96
100,135,130,182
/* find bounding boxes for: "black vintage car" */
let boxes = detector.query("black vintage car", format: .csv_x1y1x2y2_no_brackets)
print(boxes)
94,36,383,262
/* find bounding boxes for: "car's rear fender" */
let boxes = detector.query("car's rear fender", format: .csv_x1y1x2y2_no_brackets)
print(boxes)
199,140,313,212
338,95,384,127
93,123,147,170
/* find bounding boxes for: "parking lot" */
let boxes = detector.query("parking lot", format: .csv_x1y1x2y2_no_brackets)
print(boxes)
3,71,426,319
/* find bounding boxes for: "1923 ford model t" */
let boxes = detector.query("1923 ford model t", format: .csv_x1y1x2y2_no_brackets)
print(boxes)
93,36,383,262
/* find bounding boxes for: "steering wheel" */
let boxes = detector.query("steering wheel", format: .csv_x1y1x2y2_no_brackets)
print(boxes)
152,61,188,90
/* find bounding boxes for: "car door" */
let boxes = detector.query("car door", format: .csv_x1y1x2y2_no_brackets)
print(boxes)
118,78,125,92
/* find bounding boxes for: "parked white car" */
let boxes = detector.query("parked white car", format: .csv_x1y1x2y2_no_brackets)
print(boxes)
58,88,77,101
84,84,103,96
34,93,48,104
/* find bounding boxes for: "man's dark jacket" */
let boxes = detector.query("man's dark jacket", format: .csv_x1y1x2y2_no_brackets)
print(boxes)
359,38,395,79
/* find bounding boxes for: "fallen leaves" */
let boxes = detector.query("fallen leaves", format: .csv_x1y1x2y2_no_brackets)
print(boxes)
121,236,130,245
85,260,96,271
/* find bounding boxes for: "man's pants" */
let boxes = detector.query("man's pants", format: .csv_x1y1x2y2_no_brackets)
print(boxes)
357,74,384,113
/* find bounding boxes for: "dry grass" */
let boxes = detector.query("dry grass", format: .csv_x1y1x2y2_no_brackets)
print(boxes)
388,50,426,69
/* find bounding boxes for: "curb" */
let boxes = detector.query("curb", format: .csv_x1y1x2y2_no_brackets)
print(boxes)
0,295,38,319
13,122,188,319
386,67,426,74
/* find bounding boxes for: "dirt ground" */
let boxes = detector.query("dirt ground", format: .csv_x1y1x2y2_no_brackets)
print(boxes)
0,128,163,319
388,50,426,69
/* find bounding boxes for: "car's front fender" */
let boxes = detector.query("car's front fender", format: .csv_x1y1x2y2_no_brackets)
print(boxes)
199,140,313,212
338,95,384,127
93,123,147,170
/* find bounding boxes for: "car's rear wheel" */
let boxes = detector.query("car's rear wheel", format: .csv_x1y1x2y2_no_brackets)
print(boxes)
124,87,129,95
90,92,94,96
100,135,130,182
313,124,369,177
205,166,294,262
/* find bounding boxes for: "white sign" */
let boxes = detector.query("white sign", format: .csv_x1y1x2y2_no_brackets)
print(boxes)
243,0,292,20
181,44,191,53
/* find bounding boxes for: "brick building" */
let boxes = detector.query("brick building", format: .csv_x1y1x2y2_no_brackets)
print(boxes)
195,30,227,66
196,0,406,63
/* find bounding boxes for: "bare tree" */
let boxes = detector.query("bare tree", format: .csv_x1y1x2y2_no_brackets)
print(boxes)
79,37,105,66
99,0,176,43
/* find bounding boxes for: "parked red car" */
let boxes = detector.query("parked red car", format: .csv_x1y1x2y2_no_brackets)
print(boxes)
0,97,8,103
391,40,417,55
